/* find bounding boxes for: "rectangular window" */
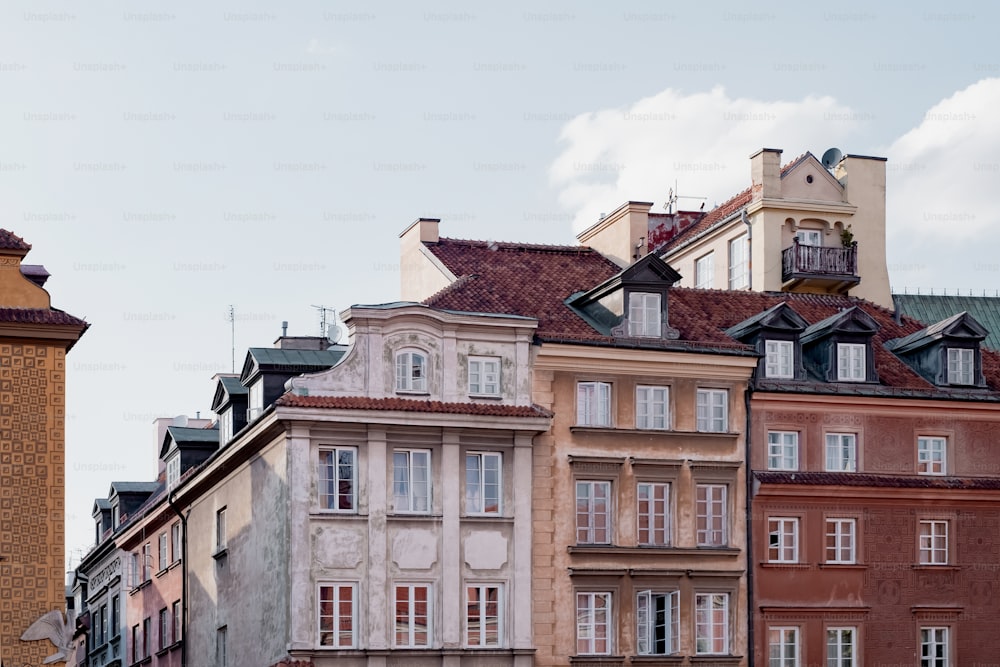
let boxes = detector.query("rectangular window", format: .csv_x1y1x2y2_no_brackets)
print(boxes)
576,481,611,544
765,340,794,379
919,520,948,565
827,627,856,667
769,627,800,666
166,455,181,490
576,592,611,655
219,408,233,444
111,595,120,637
130,551,140,588
394,584,431,647
636,590,678,655
768,517,799,563
635,385,669,430
796,229,822,246
172,600,181,643
318,583,355,648
131,624,141,663
628,292,662,337
825,434,857,472
947,348,974,385
465,584,502,647
837,343,866,381
696,484,727,547
142,617,150,658
826,519,856,564
696,389,728,432
695,593,729,655
159,607,169,650
100,604,108,644
319,447,357,511
142,542,152,582
158,532,168,571
248,380,263,418
395,351,427,392
637,482,670,546
920,627,948,666
767,432,799,471
917,437,946,475
466,452,502,515
217,626,227,666
216,507,227,552
695,252,714,289
392,449,431,513
577,381,612,426
171,521,181,563
468,356,501,395
728,234,748,289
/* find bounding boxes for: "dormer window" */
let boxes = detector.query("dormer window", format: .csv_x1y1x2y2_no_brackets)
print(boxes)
112,504,120,528
248,380,264,421
726,303,808,382
764,340,794,379
395,350,427,392
468,356,500,396
219,408,233,445
166,454,181,490
837,343,866,382
947,348,974,385
628,292,661,337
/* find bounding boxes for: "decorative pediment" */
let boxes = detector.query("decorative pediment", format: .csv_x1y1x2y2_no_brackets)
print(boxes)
887,311,987,354
801,306,879,344
725,302,808,341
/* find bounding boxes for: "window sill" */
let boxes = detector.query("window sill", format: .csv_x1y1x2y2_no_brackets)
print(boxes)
630,656,684,664
128,579,152,595
395,390,430,396
168,559,182,571
689,656,743,664
468,393,503,400
760,562,811,569
569,655,625,665
819,562,865,569
311,510,368,519
461,514,512,523
155,567,170,578
913,564,959,571
569,545,741,557
129,657,153,667
387,512,442,520
212,547,229,561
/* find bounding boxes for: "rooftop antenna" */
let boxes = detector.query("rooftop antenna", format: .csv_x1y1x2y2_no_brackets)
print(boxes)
821,147,844,171
664,180,708,214
227,305,236,373
311,305,342,344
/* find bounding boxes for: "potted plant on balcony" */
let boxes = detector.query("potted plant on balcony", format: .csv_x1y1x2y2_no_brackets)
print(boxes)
840,225,854,247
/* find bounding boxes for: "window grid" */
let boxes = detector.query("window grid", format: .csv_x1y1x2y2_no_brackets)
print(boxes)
920,627,948,667
158,533,168,571
468,356,500,395
837,343,866,381
392,449,431,513
695,253,714,289
465,584,502,647
628,292,662,337
825,434,857,472
171,521,181,563
394,584,431,647
917,437,946,475
768,517,799,563
577,381,612,426
215,508,227,552
636,590,679,656
696,389,728,432
919,520,948,565
768,626,799,667
947,348,973,385
765,340,794,379
637,482,670,546
728,234,748,289
635,385,669,430
767,432,799,471
395,351,427,392
159,608,169,651
319,447,357,511
576,481,611,544
466,452,502,515
576,592,611,655
796,229,822,246
172,600,181,643
827,627,856,667
695,593,729,655
696,484,727,547
319,583,355,648
826,519,856,564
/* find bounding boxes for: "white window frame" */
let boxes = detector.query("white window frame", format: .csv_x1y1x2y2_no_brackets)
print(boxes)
768,517,799,563
318,447,358,512
248,379,264,416
696,389,728,432
920,626,949,666
768,626,800,667
215,507,227,553
837,343,866,381
158,532,168,571
825,433,857,472
468,356,501,396
695,252,714,289
825,518,856,564
466,452,502,515
767,432,799,471
827,626,857,667
765,340,794,379
159,607,169,651
917,437,947,475
576,480,611,544
628,291,662,337
394,583,432,648
576,591,612,655
577,381,612,426
465,583,503,648
728,234,748,289
166,454,181,491
392,449,431,513
695,592,730,655
171,600,181,643
318,582,356,648
142,542,152,582
696,483,727,547
219,408,233,444
637,482,670,546
796,229,822,246
170,521,181,563
636,589,679,656
395,350,427,392
635,385,669,430
919,520,949,565
947,347,974,385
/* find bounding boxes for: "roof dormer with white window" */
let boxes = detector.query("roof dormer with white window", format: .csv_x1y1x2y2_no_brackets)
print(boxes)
886,311,988,389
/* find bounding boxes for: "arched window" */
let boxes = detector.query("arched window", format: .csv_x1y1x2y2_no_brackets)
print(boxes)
395,350,427,392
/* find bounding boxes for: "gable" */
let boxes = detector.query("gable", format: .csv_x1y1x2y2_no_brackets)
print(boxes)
780,154,845,202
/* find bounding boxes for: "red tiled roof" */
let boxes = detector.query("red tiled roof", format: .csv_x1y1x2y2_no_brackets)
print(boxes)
276,393,553,418
757,471,1000,490
0,307,87,326
0,229,31,251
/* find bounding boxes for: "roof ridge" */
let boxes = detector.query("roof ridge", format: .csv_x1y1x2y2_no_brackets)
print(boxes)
439,236,596,254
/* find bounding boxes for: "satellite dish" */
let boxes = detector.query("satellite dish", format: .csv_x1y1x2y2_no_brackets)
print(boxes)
821,147,844,170
327,324,342,344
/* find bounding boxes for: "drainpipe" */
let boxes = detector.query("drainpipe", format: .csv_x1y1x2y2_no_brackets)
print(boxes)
168,490,188,667
741,209,752,290
744,381,755,667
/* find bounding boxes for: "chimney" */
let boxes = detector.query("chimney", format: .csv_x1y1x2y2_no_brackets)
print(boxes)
750,148,782,201
399,217,453,302
576,201,653,268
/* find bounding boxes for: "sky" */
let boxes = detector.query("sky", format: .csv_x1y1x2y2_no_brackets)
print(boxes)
0,0,996,563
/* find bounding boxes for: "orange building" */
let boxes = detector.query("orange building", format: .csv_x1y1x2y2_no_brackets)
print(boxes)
0,230,87,664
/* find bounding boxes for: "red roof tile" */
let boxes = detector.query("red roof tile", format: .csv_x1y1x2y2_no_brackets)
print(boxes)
276,393,553,418
757,471,1000,490
0,307,87,327
0,229,31,251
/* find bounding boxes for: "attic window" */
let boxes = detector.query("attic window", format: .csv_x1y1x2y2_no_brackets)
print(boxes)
166,454,181,490
947,348,974,385
837,343,866,382
628,292,661,337
395,350,427,393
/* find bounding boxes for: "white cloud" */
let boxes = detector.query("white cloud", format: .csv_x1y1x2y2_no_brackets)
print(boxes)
550,86,861,232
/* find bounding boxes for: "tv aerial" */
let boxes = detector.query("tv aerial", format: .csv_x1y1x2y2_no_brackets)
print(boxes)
311,305,342,344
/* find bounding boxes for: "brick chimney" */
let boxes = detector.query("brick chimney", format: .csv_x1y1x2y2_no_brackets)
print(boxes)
750,148,782,201
576,201,653,268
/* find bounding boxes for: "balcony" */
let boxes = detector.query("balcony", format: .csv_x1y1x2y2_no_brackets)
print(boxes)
781,240,859,293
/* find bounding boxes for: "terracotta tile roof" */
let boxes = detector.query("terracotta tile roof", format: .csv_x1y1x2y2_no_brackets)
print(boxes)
757,471,1000,490
0,307,87,326
276,392,553,418
0,229,31,251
